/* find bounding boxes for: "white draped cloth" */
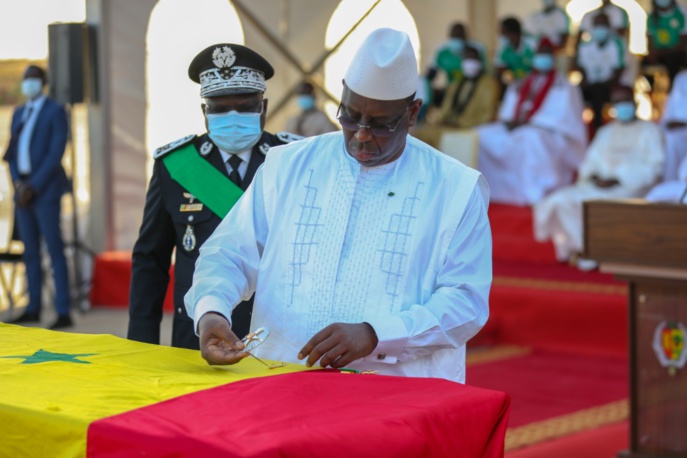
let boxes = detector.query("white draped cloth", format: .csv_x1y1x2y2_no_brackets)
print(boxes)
659,71,687,181
645,155,687,203
477,72,587,206
185,132,492,383
535,120,665,261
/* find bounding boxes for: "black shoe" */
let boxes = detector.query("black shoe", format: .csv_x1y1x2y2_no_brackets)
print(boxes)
49,315,73,330
10,311,41,324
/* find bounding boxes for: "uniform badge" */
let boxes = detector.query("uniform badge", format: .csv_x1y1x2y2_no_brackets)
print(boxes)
259,143,270,155
180,203,203,212
183,225,197,252
200,141,213,156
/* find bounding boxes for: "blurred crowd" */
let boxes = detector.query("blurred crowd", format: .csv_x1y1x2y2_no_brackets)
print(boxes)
404,0,687,269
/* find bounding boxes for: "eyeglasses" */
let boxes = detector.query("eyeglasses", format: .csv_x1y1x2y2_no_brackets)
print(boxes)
336,104,409,137
205,99,264,115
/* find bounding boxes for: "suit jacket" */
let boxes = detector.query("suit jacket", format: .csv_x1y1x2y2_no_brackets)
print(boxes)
128,132,290,348
3,97,70,201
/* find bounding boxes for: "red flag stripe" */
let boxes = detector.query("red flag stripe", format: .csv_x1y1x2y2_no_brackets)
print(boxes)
88,370,509,457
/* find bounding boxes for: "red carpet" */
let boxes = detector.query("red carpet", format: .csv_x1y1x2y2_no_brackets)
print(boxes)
506,421,628,458
474,204,631,454
467,350,627,428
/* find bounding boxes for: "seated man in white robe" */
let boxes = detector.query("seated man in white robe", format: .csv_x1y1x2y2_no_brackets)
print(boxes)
184,29,491,384
658,70,687,181
477,38,587,206
534,86,665,267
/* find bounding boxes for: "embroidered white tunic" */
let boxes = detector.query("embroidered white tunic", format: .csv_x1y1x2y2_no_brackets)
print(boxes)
185,132,492,383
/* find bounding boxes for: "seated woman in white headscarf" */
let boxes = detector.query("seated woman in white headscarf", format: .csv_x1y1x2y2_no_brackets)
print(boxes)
477,38,587,206
534,86,665,267
658,70,687,181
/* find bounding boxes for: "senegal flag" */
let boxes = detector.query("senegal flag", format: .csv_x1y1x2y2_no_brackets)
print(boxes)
0,324,510,457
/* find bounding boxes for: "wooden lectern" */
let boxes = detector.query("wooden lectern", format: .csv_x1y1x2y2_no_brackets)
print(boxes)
584,199,687,458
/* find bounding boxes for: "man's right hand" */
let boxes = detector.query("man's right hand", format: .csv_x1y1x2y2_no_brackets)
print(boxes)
198,312,248,365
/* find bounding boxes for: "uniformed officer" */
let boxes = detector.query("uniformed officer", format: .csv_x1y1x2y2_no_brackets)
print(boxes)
127,43,300,349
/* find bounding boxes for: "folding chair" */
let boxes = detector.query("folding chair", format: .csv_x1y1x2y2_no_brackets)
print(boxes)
0,221,26,320
0,164,27,321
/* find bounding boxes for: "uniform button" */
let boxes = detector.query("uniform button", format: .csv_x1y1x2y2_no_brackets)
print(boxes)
377,353,386,360
188,215,194,222
177,307,182,313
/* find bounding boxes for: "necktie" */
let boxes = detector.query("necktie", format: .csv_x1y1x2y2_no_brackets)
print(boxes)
17,106,33,136
228,154,243,188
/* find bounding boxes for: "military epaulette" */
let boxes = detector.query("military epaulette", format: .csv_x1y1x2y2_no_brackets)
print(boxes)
153,134,197,159
276,131,304,144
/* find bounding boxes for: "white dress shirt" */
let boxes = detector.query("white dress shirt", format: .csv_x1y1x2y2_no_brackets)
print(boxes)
17,95,46,174
218,148,252,179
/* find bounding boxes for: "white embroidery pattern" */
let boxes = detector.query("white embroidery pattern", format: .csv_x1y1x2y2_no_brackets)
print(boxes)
379,182,423,308
288,170,322,305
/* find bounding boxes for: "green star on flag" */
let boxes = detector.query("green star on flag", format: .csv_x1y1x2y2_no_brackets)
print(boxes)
2,349,96,364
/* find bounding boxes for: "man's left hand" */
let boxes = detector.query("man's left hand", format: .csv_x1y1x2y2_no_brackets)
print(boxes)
15,181,35,208
298,322,379,369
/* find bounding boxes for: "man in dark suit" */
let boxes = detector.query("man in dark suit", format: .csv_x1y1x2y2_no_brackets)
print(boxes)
127,43,300,350
4,65,72,329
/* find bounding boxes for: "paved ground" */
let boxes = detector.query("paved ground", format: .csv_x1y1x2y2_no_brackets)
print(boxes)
2,305,174,346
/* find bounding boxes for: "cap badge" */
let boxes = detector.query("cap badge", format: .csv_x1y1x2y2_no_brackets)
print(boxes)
212,46,236,70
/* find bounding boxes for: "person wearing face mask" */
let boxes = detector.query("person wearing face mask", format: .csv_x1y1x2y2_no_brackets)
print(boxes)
534,85,665,270
577,0,629,50
477,38,588,206
644,0,687,87
284,82,337,137
576,13,626,132
3,65,72,330
185,29,491,383
436,45,499,128
127,44,299,350
494,17,539,97
424,22,485,108
525,0,571,53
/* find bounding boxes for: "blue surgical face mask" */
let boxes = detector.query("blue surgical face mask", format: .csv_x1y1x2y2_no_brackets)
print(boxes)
614,102,636,122
532,53,555,72
655,0,672,8
591,26,610,43
297,94,315,111
499,35,512,49
21,78,43,100
448,38,465,54
207,110,263,153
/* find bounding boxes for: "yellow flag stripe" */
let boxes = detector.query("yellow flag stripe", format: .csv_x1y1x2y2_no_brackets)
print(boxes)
0,324,308,457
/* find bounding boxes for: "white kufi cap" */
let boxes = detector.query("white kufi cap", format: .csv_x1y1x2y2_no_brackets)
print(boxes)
344,28,418,101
